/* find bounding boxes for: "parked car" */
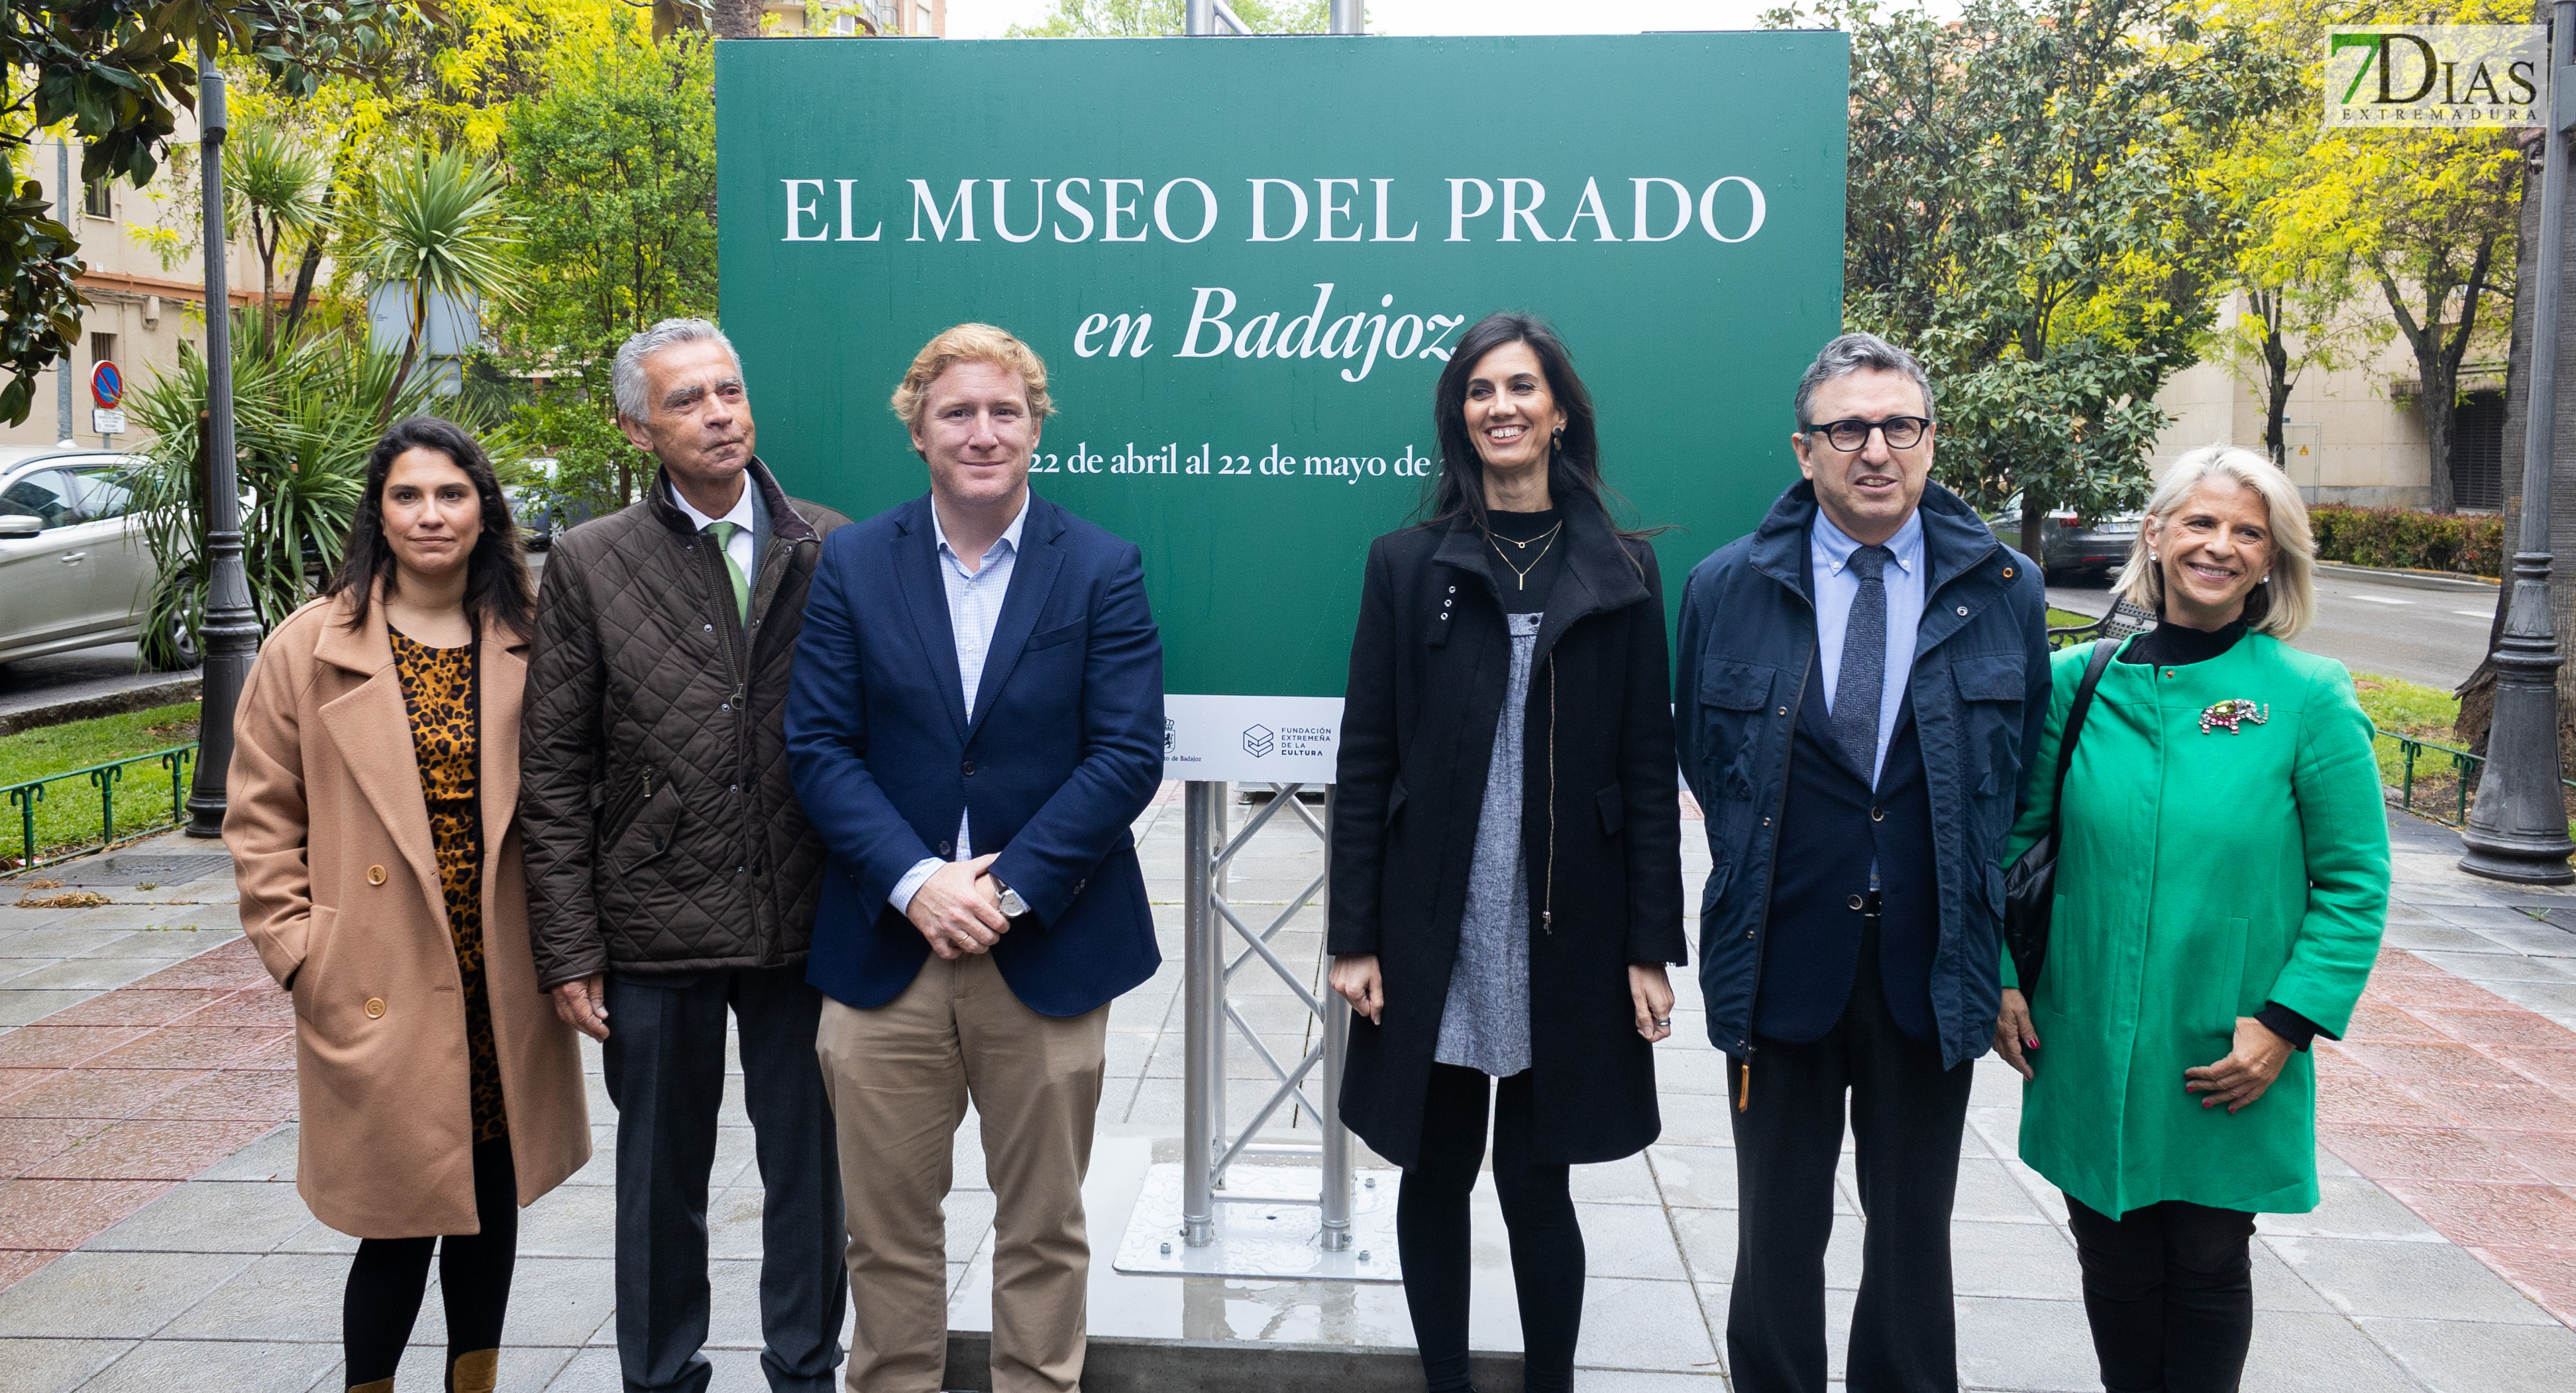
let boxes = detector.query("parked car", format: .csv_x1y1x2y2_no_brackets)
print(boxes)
1984,492,2145,581
500,457,602,550
0,446,196,669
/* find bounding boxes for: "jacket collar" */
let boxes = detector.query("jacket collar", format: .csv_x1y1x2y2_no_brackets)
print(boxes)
648,457,814,545
1429,495,1650,660
311,579,532,676
1748,478,1998,601
892,486,1069,547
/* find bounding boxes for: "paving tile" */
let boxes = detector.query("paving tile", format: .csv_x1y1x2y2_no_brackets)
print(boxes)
0,1025,146,1070
2236,1309,2418,1393
1656,1048,1731,1097
1951,1217,2081,1300
2345,1001,2445,1041
1951,1157,2052,1225
2374,1178,2576,1252
2314,1068,2457,1130
1654,1091,1739,1147
82,1025,293,1070
0,1176,173,1250
0,1066,209,1121
156,1251,352,1340
83,1178,312,1254
174,987,295,1028
273,1216,360,1256
2365,969,2512,1012
2320,1124,2547,1183
2412,950,2576,985
0,990,92,1027
2405,1007,2576,1046
1572,1276,1719,1372
2469,1128,2576,1186
2412,1078,2576,1132
2253,1177,2441,1241
1,959,168,992
192,1122,297,1181
2358,1312,2576,1393
0,1335,134,1393
0,1115,107,1175
132,1066,299,1122
388,1341,581,1393
19,986,229,1029
21,1115,272,1182
1579,1201,1690,1282
2328,1039,2527,1086
1570,1151,1658,1205
541,1346,625,1390
2246,1237,2337,1313
2485,1044,2576,1091
520,1176,621,1259
2265,1234,2556,1323
499,1255,619,1347
0,928,134,959
1646,1144,1737,1210
80,1337,342,1392
1560,1372,1729,1390
1668,1204,1738,1284
1952,1295,2101,1393
0,1248,254,1336
0,1065,51,1099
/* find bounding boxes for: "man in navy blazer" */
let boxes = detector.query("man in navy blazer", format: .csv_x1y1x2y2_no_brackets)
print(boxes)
785,323,1163,1393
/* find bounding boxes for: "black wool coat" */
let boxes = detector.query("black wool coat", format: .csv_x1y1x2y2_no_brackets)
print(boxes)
1328,500,1688,1169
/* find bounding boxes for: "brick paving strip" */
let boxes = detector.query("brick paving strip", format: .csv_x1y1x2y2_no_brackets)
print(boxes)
2319,944,2576,1325
0,936,293,1290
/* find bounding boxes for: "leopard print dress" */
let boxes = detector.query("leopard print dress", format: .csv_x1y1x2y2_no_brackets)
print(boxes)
390,630,508,1145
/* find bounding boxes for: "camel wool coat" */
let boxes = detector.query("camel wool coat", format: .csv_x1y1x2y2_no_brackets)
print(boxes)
227,588,590,1239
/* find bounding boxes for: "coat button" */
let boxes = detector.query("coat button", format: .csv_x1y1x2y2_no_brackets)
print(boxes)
367,865,387,885
364,998,386,1019
1447,585,1456,593
2002,565,2015,579
704,623,714,632
1777,706,1788,716
1870,807,1884,822
1847,894,1864,911
1955,606,1968,616
1746,930,1756,939
963,760,976,776
1440,614,1449,621
1761,816,1771,826
938,840,953,856
2163,667,2176,678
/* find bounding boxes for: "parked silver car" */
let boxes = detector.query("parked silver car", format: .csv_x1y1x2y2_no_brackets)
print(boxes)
1984,492,2145,581
0,445,195,669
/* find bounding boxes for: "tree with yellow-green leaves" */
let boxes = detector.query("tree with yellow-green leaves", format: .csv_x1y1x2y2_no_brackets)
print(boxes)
2202,0,2525,513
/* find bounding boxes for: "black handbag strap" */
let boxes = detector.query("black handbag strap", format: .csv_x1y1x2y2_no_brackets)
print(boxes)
2048,639,2123,824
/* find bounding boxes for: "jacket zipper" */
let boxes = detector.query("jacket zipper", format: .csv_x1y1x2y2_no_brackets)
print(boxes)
1741,590,1816,1114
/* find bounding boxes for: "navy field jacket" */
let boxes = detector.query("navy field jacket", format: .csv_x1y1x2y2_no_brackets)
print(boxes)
1675,480,2052,1070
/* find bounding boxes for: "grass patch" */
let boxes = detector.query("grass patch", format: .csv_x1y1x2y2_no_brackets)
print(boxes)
0,702,201,867
2046,607,2098,630
2351,673,2479,823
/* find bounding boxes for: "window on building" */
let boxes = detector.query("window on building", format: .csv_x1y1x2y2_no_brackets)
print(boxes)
917,1,933,34
2451,392,2506,513
830,13,855,32
90,333,117,374
81,178,111,219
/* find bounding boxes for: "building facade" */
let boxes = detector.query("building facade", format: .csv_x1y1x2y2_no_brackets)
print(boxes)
1,115,262,452
2150,291,2508,512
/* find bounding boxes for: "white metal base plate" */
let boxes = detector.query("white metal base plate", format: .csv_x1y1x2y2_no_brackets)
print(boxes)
1112,1162,1404,1282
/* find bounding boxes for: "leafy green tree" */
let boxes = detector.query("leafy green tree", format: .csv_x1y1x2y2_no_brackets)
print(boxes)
225,121,333,343
494,29,718,511
0,0,414,424
1007,0,1330,36
351,146,521,412
1781,0,2294,557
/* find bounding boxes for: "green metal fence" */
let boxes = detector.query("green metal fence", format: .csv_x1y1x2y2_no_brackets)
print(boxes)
2380,731,2576,830
2,744,197,874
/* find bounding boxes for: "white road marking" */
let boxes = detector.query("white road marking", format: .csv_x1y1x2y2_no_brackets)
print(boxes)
2348,594,2414,604
2453,610,2493,619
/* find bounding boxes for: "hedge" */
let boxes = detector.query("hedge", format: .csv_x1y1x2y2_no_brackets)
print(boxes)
2308,504,2503,579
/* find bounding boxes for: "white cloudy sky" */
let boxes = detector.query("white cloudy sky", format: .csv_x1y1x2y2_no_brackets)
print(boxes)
941,0,1792,40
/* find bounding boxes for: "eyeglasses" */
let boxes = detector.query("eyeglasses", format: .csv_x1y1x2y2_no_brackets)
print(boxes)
1803,416,1932,452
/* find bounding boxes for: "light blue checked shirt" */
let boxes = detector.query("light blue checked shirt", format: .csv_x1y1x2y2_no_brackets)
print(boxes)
888,493,1029,914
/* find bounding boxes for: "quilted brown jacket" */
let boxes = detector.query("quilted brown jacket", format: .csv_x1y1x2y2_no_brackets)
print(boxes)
522,461,851,988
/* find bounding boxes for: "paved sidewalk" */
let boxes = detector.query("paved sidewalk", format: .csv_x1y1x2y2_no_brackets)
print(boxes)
3,803,2573,1390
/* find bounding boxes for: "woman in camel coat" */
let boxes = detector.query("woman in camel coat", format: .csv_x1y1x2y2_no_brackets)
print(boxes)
228,416,588,1393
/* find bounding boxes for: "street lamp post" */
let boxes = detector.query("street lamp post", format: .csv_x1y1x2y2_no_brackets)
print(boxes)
184,72,260,839
56,139,74,446
2461,2,2576,883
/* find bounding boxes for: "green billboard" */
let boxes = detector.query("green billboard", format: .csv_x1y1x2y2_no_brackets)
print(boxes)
716,33,1847,779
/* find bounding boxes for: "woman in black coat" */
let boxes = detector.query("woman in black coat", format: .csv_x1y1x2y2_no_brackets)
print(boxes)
1328,312,1686,1393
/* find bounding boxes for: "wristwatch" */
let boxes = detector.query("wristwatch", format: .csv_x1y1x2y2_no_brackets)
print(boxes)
996,881,1030,920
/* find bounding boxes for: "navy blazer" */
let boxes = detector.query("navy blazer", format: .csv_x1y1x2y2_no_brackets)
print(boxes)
785,491,1165,1017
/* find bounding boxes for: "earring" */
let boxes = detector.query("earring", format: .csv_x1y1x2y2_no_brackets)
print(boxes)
2149,551,2159,562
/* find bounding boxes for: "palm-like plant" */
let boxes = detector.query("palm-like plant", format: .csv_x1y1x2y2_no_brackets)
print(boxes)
352,146,521,412
225,123,333,345
125,314,517,668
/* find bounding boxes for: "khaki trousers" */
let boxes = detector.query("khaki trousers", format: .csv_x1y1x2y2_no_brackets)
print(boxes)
816,951,1109,1393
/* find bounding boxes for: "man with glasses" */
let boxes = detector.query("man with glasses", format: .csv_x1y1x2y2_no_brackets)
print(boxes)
1674,333,2051,1393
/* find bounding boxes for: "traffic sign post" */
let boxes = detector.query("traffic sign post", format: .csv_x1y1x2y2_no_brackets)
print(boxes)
89,361,124,442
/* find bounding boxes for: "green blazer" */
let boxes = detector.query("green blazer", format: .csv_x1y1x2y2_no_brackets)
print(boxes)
2004,632,2388,1216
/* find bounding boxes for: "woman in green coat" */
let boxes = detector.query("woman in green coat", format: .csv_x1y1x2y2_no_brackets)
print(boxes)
1994,445,2387,1393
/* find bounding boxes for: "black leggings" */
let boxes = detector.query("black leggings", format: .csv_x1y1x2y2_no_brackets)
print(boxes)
2065,1195,2258,1393
343,1135,519,1390
1399,1064,1583,1393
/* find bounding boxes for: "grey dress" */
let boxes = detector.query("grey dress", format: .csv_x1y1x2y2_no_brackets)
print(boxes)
1434,608,1540,1076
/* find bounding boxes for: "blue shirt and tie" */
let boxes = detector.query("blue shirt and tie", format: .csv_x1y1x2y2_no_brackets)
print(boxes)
886,493,1029,913
1809,508,1926,787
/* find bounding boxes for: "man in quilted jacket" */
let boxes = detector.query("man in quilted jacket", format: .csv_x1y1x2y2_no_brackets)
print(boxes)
521,317,853,1393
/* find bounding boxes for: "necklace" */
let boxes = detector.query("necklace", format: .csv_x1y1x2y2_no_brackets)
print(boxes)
1493,520,1562,552
1489,528,1560,591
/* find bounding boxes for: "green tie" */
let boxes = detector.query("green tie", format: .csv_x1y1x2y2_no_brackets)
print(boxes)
706,522,749,624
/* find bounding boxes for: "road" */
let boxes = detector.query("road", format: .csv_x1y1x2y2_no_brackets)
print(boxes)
2047,567,2500,691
